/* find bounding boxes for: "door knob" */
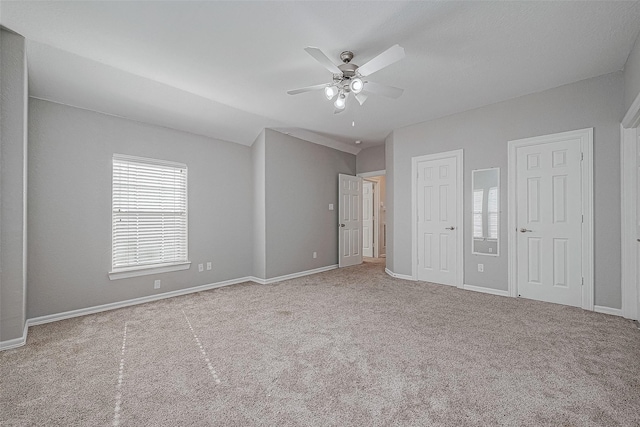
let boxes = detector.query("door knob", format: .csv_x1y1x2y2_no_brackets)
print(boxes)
445,226,455,230
519,228,532,233
339,224,345,227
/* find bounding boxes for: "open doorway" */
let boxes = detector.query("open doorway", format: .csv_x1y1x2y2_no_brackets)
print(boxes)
360,173,386,259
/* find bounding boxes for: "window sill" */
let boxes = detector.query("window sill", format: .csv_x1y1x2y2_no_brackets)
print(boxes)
109,262,191,280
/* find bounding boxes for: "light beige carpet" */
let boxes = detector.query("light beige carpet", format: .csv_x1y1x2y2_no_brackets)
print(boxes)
1,259,640,426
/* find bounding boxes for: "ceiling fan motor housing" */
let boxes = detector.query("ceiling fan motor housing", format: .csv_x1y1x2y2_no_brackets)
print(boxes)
338,62,358,79
338,51,359,79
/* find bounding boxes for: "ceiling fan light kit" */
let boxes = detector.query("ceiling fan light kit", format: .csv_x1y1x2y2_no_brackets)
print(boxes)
324,85,339,100
350,78,364,94
287,45,406,113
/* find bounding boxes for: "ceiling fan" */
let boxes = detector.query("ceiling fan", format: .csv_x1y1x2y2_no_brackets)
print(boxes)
287,45,405,113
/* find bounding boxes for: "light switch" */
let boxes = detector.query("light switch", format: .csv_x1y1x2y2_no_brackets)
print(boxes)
329,204,334,210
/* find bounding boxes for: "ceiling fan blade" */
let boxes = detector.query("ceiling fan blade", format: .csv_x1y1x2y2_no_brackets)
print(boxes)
304,47,342,74
363,81,404,99
334,108,345,115
354,92,368,106
356,44,405,77
287,83,330,95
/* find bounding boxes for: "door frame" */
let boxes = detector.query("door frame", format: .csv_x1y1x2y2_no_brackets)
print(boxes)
358,171,386,258
373,180,380,257
362,179,376,258
507,128,594,310
620,92,640,320
411,149,464,288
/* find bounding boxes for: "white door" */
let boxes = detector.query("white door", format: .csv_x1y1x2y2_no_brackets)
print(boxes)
515,138,582,307
415,154,460,285
362,181,374,258
339,174,362,267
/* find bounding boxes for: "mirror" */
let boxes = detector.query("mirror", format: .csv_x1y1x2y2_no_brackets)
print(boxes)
472,168,500,256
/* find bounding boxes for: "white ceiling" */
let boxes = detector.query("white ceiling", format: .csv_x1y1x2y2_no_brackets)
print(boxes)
2,1,640,152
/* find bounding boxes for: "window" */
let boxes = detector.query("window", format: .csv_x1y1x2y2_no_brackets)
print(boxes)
488,187,498,239
109,155,189,280
473,189,484,238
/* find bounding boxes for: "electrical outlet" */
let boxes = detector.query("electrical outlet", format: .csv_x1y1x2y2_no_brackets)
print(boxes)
206,262,212,270
198,263,204,272
154,280,161,289
478,264,484,273
313,252,317,259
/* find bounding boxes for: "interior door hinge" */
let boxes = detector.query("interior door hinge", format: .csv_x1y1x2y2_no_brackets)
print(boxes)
581,152,584,161
582,214,584,223
581,277,584,286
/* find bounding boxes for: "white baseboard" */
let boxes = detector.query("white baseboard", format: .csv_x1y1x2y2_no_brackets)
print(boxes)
0,322,29,351
385,268,414,281
10,266,623,352
2,265,343,351
27,277,251,332
463,284,510,297
28,276,254,327
594,305,623,317
250,264,338,285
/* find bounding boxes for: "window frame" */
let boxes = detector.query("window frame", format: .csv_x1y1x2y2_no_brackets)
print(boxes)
109,154,190,280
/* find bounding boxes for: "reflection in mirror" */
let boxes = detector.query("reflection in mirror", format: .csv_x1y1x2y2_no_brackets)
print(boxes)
472,168,499,256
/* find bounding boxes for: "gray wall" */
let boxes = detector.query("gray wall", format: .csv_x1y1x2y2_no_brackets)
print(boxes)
252,130,266,279
264,129,356,279
388,72,624,309
0,29,28,343
356,144,385,174
624,30,640,112
27,99,253,318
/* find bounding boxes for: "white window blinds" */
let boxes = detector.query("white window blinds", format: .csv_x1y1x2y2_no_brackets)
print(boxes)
488,187,499,239
112,155,188,272
473,189,484,238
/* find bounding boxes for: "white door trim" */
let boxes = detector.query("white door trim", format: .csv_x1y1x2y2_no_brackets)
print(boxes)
411,149,464,288
373,180,386,258
358,171,385,259
507,128,594,310
362,179,375,258
372,180,380,258
620,90,640,320
370,178,383,258
358,173,385,259
358,170,386,178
